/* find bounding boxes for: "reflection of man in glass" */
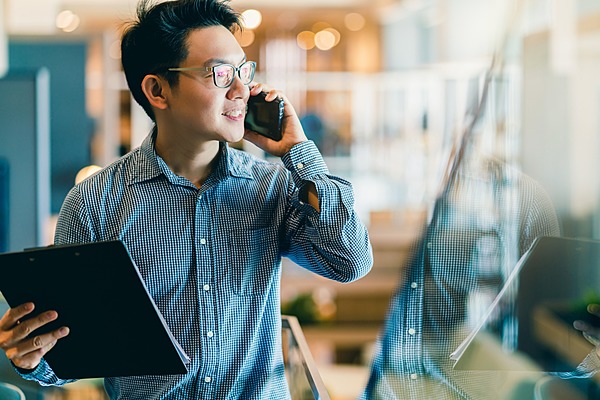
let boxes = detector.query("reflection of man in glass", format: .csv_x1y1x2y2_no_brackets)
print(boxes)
361,154,560,399
360,65,561,398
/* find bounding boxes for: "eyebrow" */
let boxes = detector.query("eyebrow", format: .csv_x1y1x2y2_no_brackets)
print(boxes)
203,55,248,67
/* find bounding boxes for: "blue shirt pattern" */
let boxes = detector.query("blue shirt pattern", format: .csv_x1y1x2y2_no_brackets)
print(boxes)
19,132,373,399
361,163,560,399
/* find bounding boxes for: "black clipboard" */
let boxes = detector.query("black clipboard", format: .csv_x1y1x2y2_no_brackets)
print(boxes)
0,240,190,379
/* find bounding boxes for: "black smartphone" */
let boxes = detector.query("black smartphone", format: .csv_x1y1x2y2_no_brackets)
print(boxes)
245,91,284,141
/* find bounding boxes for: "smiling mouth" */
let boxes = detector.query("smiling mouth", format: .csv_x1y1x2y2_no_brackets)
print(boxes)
223,109,245,118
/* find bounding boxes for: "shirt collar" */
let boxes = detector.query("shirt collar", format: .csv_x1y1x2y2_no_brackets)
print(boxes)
127,129,253,185
221,143,253,180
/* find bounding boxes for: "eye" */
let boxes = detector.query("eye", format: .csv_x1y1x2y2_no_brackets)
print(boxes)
214,67,232,78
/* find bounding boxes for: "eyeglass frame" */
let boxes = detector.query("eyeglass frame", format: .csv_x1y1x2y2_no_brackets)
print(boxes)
167,60,256,88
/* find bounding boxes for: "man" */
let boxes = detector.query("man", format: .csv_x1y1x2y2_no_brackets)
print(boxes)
0,0,373,398
361,125,561,397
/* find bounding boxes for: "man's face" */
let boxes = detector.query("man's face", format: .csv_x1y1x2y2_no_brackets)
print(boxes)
165,25,250,143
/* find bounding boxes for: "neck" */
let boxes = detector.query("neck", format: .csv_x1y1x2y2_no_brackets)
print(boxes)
154,131,221,188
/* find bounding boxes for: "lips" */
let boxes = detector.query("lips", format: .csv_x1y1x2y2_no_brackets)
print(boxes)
222,108,245,119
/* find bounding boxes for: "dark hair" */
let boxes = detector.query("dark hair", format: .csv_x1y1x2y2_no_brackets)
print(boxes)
121,0,242,120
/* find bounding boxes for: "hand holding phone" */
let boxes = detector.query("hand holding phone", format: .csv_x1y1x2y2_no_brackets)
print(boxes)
245,92,284,141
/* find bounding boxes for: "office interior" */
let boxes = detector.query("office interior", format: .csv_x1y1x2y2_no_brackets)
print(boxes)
2,0,600,398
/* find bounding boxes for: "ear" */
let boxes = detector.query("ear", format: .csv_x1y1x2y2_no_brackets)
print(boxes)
141,74,169,111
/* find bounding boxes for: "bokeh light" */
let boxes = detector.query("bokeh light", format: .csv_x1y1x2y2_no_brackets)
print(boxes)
314,29,336,51
56,10,80,33
296,31,316,50
241,9,262,30
344,12,366,31
323,28,341,46
237,30,255,48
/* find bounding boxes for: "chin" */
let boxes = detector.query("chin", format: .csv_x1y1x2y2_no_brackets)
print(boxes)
222,130,245,144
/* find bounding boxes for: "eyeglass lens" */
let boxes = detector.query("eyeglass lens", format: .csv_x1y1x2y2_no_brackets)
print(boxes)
213,61,255,88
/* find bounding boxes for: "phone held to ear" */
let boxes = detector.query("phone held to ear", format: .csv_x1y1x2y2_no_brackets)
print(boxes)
245,92,284,141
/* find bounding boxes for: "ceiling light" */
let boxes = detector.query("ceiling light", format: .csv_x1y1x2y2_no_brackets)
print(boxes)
324,28,341,46
237,30,255,48
241,9,262,30
296,31,315,51
56,10,80,32
344,13,366,31
314,30,336,51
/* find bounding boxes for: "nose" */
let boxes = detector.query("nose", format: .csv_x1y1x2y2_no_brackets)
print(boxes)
226,75,248,99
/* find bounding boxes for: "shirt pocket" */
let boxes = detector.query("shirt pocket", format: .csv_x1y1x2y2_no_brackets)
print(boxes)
227,227,279,296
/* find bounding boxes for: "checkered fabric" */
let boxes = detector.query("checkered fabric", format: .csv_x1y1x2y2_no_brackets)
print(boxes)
19,130,373,399
361,159,561,400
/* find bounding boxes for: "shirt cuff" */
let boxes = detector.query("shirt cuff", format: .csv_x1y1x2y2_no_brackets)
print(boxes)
13,358,55,383
281,140,329,188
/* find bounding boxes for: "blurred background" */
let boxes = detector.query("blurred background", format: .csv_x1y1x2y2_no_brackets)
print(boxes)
2,0,600,399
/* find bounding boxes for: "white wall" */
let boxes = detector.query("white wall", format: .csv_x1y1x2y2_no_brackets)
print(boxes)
522,18,600,221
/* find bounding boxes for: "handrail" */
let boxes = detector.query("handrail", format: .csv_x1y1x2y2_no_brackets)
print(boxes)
0,382,26,400
281,315,331,400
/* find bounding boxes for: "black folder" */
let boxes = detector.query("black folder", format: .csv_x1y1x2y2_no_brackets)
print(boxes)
0,240,190,379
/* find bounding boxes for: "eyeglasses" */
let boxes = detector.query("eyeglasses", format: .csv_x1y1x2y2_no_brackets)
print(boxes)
167,60,256,88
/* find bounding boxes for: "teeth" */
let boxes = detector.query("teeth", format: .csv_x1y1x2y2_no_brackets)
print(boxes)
225,110,243,117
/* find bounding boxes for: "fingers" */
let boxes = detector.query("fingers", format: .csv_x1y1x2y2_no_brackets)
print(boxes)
243,129,270,148
583,331,600,347
0,303,70,371
574,319,591,332
246,81,307,155
574,319,600,347
249,83,283,103
588,303,600,316
11,311,58,342
7,326,70,370
0,302,35,330
249,82,264,96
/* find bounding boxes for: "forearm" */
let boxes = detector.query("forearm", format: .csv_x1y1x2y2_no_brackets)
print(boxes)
287,213,373,282
284,165,373,282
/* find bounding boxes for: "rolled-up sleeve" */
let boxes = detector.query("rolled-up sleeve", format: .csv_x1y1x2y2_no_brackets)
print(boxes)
281,140,373,282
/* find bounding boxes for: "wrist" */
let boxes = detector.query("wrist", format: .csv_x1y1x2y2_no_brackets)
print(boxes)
282,140,306,156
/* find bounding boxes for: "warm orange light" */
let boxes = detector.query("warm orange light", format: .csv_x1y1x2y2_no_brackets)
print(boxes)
324,28,341,46
241,9,262,30
56,10,80,33
314,30,336,51
296,31,316,50
344,12,366,31
237,30,255,48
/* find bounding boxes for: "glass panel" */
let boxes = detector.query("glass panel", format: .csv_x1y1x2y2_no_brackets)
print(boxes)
360,1,600,399
282,316,331,400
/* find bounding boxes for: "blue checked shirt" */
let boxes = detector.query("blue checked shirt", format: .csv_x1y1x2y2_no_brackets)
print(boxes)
19,131,373,399
361,162,560,399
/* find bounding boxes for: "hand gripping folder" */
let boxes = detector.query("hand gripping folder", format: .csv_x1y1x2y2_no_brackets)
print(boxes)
0,240,190,379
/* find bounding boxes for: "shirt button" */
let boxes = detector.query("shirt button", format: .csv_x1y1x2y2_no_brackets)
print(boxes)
408,328,416,335
204,376,212,383
411,282,418,289
410,373,418,380
200,238,206,245
203,284,211,291
207,331,214,338
296,162,304,169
